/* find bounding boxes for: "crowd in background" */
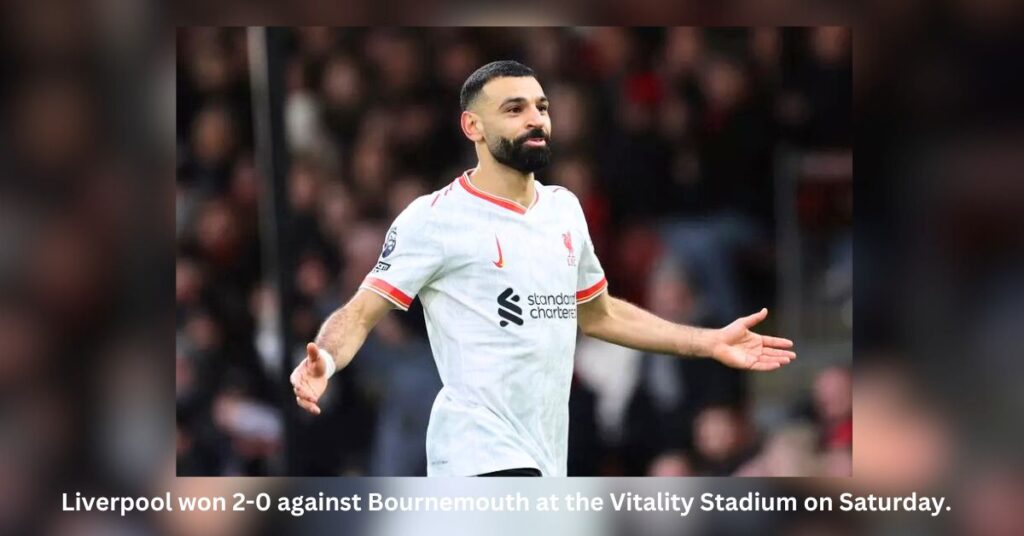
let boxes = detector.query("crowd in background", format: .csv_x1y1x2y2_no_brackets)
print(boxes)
175,27,852,476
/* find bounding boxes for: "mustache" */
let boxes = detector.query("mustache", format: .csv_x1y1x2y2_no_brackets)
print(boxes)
514,129,550,144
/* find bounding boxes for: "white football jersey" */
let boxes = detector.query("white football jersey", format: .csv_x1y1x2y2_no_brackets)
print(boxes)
359,168,607,476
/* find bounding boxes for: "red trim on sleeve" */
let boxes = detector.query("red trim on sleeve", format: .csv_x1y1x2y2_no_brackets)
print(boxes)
362,277,414,310
576,277,608,303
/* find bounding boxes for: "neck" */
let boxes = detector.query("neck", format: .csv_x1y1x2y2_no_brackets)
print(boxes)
470,153,536,208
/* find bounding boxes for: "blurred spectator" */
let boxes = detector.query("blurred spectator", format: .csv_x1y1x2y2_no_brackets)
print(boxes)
647,450,696,476
779,26,852,147
358,315,441,476
692,404,759,475
319,52,366,156
618,257,744,474
813,365,852,450
735,422,819,476
853,364,952,491
184,104,239,193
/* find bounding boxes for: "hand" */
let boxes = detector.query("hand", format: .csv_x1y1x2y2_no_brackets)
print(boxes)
290,342,331,415
710,308,796,371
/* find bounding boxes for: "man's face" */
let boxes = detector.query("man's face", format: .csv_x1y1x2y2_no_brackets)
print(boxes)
473,76,552,173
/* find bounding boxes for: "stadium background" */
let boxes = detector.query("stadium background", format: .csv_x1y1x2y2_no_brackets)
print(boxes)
175,27,852,476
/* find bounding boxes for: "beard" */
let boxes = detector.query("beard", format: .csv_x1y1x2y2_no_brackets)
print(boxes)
487,128,552,173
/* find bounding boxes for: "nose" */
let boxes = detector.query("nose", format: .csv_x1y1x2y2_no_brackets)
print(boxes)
524,104,545,130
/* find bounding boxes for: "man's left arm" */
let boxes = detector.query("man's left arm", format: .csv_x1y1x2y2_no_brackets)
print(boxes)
577,292,796,371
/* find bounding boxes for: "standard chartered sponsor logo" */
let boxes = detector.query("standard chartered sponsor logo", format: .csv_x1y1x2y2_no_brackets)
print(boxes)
497,289,576,326
527,292,577,320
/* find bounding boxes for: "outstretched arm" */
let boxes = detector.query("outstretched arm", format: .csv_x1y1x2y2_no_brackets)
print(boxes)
290,289,394,414
577,292,796,371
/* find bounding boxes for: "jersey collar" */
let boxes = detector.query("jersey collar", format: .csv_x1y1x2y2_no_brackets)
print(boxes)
458,168,539,215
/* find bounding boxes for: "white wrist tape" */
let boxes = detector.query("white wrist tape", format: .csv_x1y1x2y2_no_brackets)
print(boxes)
319,348,337,378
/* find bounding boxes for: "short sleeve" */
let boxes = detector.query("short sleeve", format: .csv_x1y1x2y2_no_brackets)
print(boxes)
575,206,607,304
360,197,444,310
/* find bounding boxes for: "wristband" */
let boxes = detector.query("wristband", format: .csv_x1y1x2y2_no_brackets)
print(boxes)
318,348,338,378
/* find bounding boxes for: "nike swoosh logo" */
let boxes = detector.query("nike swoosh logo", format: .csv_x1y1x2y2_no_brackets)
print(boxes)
493,236,504,268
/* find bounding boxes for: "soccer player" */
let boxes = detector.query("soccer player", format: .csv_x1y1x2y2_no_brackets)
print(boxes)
291,61,796,476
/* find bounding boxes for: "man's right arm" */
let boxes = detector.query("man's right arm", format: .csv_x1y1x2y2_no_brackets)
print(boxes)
291,288,395,415
315,288,395,369
292,194,440,414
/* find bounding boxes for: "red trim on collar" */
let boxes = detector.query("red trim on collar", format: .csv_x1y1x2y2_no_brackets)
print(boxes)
457,169,538,214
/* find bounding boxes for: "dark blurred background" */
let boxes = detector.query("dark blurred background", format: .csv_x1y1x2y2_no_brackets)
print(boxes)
174,27,852,477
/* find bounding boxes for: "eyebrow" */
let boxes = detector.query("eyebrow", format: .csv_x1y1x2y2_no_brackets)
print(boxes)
498,96,549,109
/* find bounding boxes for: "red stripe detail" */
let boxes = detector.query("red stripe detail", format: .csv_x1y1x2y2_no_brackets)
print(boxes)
430,193,440,207
576,277,608,302
458,170,531,215
363,277,413,308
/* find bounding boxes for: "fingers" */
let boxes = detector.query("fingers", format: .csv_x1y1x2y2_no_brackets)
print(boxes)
741,308,768,328
293,380,322,414
289,360,310,387
749,349,796,371
306,342,320,362
740,310,795,348
290,361,323,415
763,347,797,359
762,335,794,349
295,396,321,415
293,383,318,404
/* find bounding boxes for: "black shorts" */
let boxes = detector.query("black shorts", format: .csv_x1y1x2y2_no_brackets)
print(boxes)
476,467,542,477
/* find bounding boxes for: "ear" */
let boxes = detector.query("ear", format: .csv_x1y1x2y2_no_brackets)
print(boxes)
460,110,483,142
